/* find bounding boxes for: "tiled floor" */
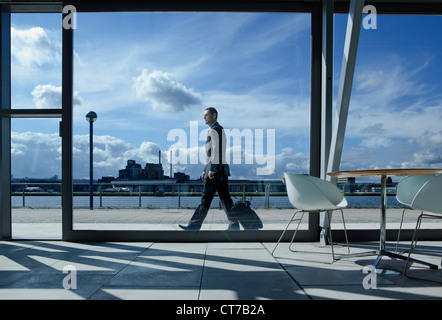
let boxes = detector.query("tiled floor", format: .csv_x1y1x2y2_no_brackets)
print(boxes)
0,240,441,300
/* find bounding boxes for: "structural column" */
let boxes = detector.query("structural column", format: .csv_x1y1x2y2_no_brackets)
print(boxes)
308,4,322,240
320,0,365,245
0,9,11,240
319,0,334,245
327,0,365,176
321,0,334,181
62,13,74,240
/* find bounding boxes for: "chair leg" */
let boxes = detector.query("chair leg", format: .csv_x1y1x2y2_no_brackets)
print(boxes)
326,210,350,262
404,213,423,275
288,212,305,252
272,210,302,256
404,212,441,275
395,208,407,253
327,211,336,262
273,209,349,263
339,209,350,255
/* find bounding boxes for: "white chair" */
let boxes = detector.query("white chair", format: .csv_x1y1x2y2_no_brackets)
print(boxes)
272,173,349,262
404,174,442,274
395,175,435,252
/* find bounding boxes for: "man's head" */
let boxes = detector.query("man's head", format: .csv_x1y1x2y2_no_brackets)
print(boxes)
204,107,218,126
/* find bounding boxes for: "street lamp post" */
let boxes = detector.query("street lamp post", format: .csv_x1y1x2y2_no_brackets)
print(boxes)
85,111,97,210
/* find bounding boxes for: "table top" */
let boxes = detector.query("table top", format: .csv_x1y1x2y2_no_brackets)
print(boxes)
328,168,442,178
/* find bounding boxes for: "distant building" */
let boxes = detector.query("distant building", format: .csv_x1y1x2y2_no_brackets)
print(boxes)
337,177,355,184
118,160,143,180
144,163,164,180
117,159,164,180
174,172,189,183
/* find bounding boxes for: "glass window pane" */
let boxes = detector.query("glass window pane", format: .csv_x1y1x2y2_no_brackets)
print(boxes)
11,118,62,239
70,12,311,231
11,13,62,109
335,14,442,230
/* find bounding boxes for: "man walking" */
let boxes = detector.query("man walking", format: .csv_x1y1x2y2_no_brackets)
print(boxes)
179,107,239,230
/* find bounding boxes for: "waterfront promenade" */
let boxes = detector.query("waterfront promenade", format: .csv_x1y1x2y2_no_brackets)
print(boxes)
10,207,439,239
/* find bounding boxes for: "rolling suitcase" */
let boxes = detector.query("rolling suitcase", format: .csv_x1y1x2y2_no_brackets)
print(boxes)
231,200,263,230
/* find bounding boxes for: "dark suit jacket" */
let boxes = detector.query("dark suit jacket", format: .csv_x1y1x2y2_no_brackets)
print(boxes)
204,121,230,179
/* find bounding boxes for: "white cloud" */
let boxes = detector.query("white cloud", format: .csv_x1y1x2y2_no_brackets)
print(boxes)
133,69,202,112
276,147,309,174
11,132,61,179
224,146,308,179
360,137,392,148
11,27,60,67
340,58,442,170
31,84,83,108
73,135,164,179
400,130,442,168
202,89,310,132
342,55,442,161
406,151,442,167
340,129,442,172
11,128,311,180
12,132,166,179
354,54,429,106
12,14,442,181
416,130,442,149
10,127,305,197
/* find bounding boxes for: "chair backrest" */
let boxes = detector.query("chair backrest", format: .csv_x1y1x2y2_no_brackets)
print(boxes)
396,174,435,206
283,173,347,211
412,174,442,214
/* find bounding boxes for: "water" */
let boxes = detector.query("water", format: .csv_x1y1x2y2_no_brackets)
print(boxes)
12,195,403,208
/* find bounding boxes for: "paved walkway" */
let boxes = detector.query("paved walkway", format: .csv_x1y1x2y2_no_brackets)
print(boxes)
11,207,441,239
0,240,441,301
3,207,442,302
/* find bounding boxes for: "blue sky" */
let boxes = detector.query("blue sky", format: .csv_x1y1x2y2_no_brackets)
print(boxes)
9,11,442,181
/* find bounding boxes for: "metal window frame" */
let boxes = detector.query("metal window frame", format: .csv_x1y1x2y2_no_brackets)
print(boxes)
61,4,321,242
0,9,11,239
1,0,442,242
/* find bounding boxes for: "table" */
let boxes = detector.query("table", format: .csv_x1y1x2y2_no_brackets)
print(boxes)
328,168,442,272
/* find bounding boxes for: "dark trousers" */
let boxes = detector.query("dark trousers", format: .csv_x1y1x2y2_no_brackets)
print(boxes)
187,174,238,230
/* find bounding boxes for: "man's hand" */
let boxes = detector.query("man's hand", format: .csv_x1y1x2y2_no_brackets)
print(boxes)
208,171,215,180
201,172,205,181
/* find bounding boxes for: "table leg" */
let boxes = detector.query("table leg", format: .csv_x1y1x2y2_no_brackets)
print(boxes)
380,174,387,253
373,174,438,272
372,174,388,269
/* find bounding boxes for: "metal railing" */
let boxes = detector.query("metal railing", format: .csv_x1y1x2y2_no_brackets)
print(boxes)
11,182,287,209
11,182,400,209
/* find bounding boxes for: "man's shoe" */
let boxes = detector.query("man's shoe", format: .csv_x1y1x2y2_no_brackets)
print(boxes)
178,224,199,231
